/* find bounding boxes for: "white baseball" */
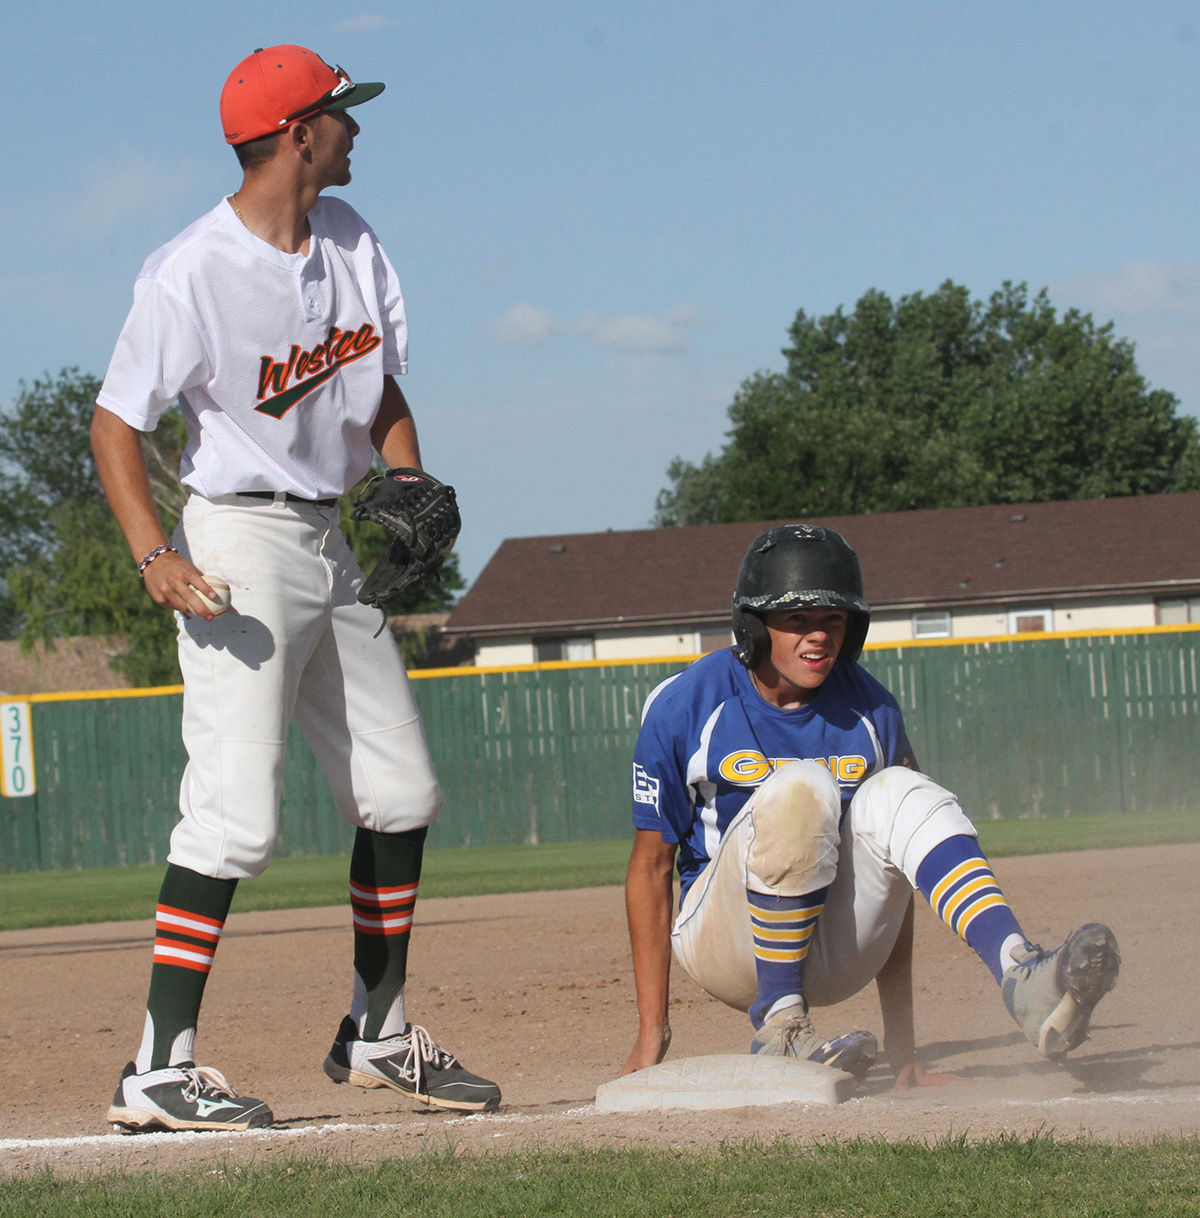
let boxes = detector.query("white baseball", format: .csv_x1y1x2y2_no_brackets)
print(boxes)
193,578,232,616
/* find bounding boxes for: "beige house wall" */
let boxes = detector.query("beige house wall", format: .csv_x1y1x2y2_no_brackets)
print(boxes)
473,639,536,667
595,627,730,661
474,625,730,668
468,595,1167,668
869,595,1159,643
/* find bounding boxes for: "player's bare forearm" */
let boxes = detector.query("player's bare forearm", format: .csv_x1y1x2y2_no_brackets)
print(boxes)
875,896,921,1079
621,829,677,1075
90,407,218,618
371,375,422,469
875,896,962,1088
91,407,169,559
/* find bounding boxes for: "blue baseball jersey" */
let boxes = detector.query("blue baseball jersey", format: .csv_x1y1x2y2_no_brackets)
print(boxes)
632,648,917,899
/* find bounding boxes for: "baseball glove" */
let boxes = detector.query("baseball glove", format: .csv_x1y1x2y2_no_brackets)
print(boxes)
351,467,461,608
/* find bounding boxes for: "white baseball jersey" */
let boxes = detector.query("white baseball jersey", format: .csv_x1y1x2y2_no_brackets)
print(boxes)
97,195,408,499
96,193,440,878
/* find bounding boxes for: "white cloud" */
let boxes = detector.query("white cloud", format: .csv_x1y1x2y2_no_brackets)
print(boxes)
333,14,394,34
1053,261,1200,318
491,303,560,346
581,312,683,353
490,302,706,353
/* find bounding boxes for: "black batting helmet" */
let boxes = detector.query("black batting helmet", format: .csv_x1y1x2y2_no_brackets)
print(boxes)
731,524,871,668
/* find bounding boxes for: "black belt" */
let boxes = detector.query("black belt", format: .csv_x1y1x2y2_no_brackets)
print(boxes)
237,491,339,508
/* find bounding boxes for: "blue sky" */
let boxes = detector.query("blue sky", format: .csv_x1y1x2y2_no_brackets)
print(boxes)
7,2,1200,584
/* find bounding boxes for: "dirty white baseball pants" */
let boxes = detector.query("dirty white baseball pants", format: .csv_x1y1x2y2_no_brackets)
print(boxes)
671,761,976,1010
166,493,442,880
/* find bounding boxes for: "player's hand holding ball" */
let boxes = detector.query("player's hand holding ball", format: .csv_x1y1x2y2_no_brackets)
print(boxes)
190,577,232,616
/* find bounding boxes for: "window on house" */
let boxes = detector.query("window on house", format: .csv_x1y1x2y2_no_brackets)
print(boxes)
1009,608,1052,634
534,638,563,662
1157,598,1200,625
564,637,596,662
912,611,951,639
534,636,595,662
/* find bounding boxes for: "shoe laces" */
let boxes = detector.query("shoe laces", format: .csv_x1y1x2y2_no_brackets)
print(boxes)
180,1065,238,1103
401,1025,457,1092
411,1025,457,1068
775,1008,818,1051
1012,942,1048,971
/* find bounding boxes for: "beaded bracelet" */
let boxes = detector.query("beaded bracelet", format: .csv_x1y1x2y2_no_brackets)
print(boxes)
137,543,177,578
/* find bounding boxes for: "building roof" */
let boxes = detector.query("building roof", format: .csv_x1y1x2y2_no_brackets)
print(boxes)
444,493,1200,639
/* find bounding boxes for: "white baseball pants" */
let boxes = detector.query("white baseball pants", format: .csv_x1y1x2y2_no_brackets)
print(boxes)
166,494,442,880
671,761,976,1010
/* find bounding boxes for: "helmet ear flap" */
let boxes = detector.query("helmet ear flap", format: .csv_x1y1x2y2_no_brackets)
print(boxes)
842,612,869,667
732,606,769,669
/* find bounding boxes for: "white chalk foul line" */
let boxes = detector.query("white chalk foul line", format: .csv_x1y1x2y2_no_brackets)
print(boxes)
0,1106,600,1155
6,1091,1198,1156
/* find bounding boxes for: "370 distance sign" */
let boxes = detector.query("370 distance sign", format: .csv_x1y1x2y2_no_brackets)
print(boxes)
1,701,36,797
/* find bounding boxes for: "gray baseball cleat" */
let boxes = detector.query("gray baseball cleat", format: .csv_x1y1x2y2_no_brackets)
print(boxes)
1002,922,1121,1060
107,1061,273,1132
750,1004,878,1080
323,1016,501,1112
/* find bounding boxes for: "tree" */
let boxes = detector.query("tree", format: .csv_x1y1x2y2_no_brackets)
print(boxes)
0,368,106,573
1,369,465,685
654,281,1200,525
1,369,189,685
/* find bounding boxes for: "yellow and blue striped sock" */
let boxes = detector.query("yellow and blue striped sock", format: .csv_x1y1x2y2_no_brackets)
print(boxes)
747,888,827,1028
917,835,1026,983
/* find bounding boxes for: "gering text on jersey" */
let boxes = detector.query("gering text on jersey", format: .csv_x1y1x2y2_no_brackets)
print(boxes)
719,751,869,785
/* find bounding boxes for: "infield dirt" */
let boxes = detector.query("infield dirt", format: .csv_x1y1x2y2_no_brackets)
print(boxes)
2,842,1197,1176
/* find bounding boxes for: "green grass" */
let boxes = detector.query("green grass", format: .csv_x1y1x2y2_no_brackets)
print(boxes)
0,839,632,932
2,810,1197,933
3,1135,1200,1216
973,807,1200,856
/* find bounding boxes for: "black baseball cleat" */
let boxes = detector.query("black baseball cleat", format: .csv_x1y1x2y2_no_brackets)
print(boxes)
107,1061,273,1132
1001,922,1121,1059
323,1016,502,1112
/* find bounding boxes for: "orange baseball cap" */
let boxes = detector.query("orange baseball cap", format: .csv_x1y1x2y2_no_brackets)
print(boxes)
220,45,384,145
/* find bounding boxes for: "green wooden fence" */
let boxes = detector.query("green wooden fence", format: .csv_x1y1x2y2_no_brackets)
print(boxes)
3,628,1198,873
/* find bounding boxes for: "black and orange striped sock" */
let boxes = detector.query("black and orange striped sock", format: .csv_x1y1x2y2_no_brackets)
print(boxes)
349,826,427,1041
137,864,238,1071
